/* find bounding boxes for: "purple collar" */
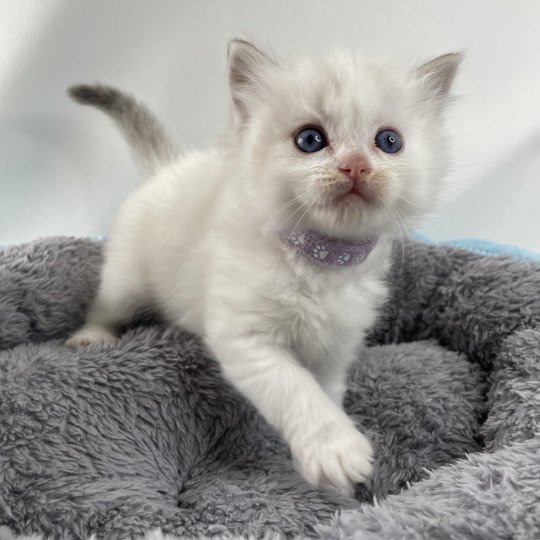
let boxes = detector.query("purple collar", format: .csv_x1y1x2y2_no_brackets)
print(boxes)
280,230,377,267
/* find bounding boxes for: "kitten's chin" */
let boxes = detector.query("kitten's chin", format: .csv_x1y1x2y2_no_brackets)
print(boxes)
272,192,400,241
333,191,368,205
306,204,385,241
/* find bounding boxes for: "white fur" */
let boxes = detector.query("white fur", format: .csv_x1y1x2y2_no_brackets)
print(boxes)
67,42,460,494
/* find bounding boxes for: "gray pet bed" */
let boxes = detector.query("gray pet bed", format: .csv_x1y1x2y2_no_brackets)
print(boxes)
0,237,539,539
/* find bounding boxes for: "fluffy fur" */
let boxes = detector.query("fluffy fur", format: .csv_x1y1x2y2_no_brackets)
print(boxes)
66,40,461,493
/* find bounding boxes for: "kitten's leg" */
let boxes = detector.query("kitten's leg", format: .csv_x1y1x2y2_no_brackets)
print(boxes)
66,255,144,347
208,335,373,494
315,350,358,407
322,368,348,406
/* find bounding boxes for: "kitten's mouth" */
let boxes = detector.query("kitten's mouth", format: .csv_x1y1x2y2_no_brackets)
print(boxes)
341,189,364,200
333,186,372,206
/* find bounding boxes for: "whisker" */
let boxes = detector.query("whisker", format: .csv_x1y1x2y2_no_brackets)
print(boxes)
393,206,416,276
307,195,321,233
381,200,406,279
289,200,317,241
278,200,311,231
269,189,318,219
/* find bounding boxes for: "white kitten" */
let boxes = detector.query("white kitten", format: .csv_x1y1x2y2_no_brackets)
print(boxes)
66,40,461,494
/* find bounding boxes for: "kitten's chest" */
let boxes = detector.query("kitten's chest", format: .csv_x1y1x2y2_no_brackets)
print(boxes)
270,270,386,368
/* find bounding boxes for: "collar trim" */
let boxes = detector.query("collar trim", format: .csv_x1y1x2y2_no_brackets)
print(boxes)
280,230,377,267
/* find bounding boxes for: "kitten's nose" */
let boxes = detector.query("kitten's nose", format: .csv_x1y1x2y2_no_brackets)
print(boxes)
338,153,372,183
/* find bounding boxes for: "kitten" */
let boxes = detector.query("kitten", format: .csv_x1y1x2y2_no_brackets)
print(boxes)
66,40,460,494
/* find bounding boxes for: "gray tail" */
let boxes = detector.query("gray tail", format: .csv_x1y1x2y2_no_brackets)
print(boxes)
69,84,177,177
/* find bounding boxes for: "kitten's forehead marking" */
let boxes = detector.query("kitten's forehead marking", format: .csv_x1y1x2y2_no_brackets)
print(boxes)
278,56,411,141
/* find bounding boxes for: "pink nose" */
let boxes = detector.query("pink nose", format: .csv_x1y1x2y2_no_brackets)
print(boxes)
338,153,372,182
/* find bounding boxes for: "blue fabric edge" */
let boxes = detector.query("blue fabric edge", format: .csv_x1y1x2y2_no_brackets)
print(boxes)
2,234,540,264
413,232,540,263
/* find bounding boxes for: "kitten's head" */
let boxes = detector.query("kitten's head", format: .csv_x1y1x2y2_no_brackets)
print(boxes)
227,39,461,240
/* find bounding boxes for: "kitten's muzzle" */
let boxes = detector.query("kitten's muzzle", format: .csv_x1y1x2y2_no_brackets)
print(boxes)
332,152,374,203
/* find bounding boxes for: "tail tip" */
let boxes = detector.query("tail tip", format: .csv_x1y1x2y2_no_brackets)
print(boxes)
68,84,119,107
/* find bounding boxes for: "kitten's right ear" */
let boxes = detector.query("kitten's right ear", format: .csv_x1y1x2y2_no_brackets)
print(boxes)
228,39,276,122
414,52,463,99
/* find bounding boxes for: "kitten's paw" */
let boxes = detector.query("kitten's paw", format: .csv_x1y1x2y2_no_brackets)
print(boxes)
66,324,118,347
293,422,373,495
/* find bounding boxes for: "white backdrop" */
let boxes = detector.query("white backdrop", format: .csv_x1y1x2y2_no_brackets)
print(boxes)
1,1,539,251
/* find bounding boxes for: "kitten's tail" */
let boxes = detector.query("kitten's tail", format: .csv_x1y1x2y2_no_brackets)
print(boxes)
69,84,177,177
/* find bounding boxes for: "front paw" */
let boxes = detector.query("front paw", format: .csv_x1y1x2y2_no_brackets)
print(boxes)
66,324,117,348
292,421,374,495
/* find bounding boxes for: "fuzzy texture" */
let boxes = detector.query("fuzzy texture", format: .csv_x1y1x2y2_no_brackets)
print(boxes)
0,236,539,539
66,42,461,493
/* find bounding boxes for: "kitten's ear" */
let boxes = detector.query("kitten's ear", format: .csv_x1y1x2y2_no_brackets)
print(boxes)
228,39,276,121
415,52,463,98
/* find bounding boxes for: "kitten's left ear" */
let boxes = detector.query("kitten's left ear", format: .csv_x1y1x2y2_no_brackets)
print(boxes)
228,39,277,121
414,52,463,98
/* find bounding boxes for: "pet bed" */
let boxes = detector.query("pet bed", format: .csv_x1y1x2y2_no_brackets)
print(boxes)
0,237,538,539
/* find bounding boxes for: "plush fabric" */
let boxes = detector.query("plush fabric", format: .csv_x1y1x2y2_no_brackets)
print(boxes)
0,237,538,539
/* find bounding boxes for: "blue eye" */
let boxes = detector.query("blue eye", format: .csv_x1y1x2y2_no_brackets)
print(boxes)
375,129,402,154
295,127,327,153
